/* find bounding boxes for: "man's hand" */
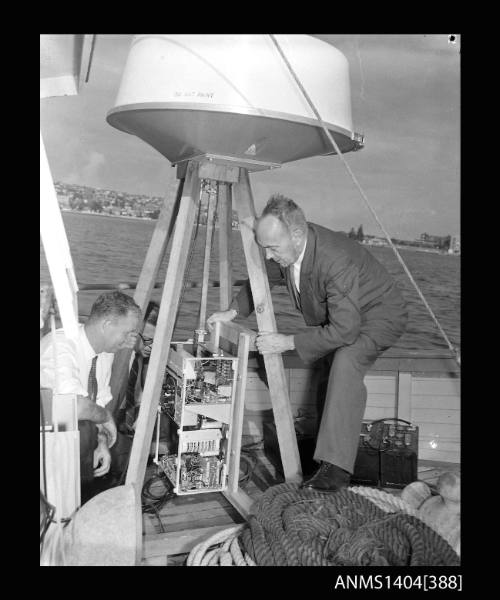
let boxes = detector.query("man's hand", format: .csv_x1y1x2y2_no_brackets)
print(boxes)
206,309,237,332
122,331,140,350
93,435,111,477
97,411,117,448
256,332,295,354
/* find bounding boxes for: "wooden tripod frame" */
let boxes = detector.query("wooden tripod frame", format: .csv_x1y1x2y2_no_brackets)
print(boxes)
109,158,302,562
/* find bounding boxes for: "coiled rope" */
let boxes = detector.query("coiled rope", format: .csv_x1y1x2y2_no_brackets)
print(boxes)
350,485,421,516
349,485,460,555
269,35,460,368
185,524,255,566
187,483,460,566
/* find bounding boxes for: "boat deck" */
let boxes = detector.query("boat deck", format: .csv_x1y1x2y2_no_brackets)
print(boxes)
141,443,459,565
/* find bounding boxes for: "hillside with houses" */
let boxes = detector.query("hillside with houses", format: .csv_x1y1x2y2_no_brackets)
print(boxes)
54,180,240,227
54,181,459,253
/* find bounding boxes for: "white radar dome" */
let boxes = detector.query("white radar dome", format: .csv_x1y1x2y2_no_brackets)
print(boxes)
107,34,363,169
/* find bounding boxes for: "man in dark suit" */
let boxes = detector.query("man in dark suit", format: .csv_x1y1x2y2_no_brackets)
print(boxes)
116,301,160,436
207,195,408,492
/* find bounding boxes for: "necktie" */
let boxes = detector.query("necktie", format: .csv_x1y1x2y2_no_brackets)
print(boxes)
88,355,98,403
134,354,144,406
125,353,144,431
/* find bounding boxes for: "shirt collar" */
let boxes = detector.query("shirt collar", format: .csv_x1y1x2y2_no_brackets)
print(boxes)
80,323,98,361
292,235,307,270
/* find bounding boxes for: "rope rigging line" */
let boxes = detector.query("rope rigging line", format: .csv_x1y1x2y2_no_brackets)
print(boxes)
269,35,460,367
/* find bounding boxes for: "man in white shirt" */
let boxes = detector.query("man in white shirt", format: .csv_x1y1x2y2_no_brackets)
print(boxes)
40,291,141,495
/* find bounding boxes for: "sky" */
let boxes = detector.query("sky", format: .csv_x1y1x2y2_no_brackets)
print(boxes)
40,34,460,240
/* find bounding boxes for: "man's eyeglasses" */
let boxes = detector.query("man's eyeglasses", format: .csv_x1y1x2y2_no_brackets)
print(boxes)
139,333,154,347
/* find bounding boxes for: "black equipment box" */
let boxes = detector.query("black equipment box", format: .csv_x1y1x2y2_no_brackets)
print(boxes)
352,419,419,489
263,418,418,489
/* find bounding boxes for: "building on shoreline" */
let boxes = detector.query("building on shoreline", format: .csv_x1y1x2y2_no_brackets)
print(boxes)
450,235,460,254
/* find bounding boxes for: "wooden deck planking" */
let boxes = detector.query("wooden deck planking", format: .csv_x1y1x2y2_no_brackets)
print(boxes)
363,406,398,420
139,349,461,562
411,395,460,410
143,525,240,562
411,377,460,395
142,487,244,534
411,408,460,424
417,422,460,437
140,447,459,564
418,447,461,463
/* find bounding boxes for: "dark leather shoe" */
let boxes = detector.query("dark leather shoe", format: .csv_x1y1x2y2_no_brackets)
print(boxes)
301,461,351,493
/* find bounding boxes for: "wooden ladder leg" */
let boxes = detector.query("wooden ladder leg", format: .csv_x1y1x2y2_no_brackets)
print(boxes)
125,161,201,563
108,178,184,412
232,169,302,483
218,182,233,310
222,330,253,518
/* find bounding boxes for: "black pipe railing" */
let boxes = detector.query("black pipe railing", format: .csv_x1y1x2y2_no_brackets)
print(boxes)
78,280,248,291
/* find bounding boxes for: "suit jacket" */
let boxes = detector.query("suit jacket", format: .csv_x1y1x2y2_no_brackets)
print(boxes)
231,223,408,364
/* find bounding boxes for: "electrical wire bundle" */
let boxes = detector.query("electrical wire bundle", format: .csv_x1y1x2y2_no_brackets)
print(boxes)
237,454,256,488
141,470,175,533
237,439,263,488
183,454,205,488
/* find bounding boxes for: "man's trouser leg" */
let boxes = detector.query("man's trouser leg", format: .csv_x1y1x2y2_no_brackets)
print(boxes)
110,432,132,479
78,420,98,484
314,333,381,474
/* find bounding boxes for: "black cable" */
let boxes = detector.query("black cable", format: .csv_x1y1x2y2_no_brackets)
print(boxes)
40,490,54,536
237,440,264,487
241,438,264,451
40,490,56,557
141,471,175,521
150,504,166,534
238,454,256,488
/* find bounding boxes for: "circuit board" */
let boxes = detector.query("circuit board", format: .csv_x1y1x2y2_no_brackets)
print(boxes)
155,342,238,495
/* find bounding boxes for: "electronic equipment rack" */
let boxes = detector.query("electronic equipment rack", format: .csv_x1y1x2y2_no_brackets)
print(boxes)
155,341,238,495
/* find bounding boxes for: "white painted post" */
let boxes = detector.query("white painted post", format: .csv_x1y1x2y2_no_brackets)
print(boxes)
397,372,412,422
40,131,79,341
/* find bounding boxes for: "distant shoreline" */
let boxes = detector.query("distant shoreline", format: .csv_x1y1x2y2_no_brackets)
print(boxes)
364,242,459,256
61,209,457,254
61,208,241,229
61,208,154,222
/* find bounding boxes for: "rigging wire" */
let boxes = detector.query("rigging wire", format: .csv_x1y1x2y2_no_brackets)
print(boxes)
269,35,460,367
84,35,97,83
355,35,366,104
